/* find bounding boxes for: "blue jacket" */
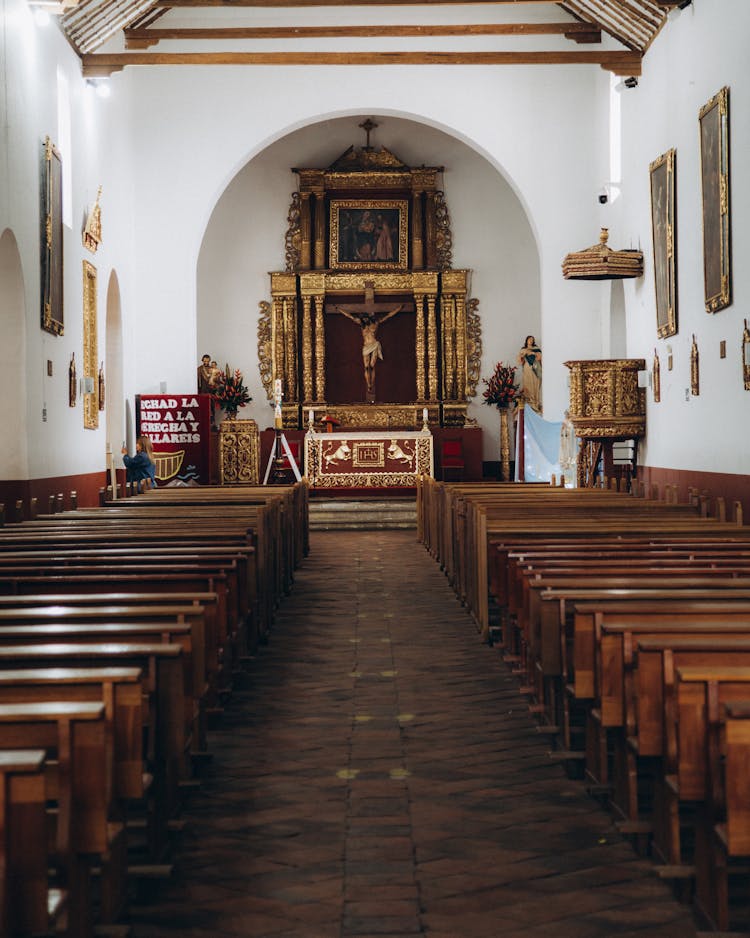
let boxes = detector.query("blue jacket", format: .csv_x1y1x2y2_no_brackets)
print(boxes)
123,451,156,484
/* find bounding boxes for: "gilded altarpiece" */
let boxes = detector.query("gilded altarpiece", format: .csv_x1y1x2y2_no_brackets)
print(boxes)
258,142,481,429
82,261,99,429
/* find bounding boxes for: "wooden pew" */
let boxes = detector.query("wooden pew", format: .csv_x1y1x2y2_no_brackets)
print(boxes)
0,667,144,924
0,701,108,938
0,644,185,827
700,699,750,931
0,750,49,936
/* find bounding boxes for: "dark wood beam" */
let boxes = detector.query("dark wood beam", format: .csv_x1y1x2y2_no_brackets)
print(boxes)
155,0,562,6
82,48,641,76
124,22,602,50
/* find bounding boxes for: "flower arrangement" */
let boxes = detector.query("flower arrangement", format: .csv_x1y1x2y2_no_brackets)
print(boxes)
212,364,252,417
482,361,519,410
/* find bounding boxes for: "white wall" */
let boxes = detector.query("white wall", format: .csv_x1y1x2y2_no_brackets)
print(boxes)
0,0,136,480
6,0,747,481
612,0,750,476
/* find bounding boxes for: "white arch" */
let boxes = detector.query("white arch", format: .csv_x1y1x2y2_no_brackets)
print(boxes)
0,228,29,480
104,269,125,457
192,107,542,271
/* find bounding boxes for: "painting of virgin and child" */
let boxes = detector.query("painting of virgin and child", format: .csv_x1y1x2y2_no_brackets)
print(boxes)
330,202,407,269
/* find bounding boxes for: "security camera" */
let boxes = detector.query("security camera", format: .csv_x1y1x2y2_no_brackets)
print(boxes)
598,189,608,205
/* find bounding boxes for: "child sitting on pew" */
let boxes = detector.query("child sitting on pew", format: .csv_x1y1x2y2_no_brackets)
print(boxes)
122,435,157,492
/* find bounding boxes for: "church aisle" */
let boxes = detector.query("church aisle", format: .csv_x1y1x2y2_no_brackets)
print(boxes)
130,531,698,938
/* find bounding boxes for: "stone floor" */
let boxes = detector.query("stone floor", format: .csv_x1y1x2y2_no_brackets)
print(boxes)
129,530,700,937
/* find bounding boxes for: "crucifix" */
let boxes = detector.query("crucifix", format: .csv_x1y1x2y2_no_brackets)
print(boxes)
358,118,378,150
327,280,407,402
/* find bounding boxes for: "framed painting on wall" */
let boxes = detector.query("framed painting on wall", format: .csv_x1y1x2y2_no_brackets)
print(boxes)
329,199,408,270
41,136,64,336
699,86,731,313
649,148,677,339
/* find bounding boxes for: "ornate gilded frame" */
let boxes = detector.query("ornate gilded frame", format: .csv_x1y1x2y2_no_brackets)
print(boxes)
41,137,64,336
742,319,750,392
329,199,408,270
82,261,99,429
649,149,677,339
699,87,731,313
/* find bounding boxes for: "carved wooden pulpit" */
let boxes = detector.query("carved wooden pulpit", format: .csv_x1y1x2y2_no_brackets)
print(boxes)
564,359,646,488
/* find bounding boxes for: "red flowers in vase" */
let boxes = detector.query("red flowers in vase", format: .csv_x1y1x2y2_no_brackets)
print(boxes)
211,365,252,416
482,362,519,410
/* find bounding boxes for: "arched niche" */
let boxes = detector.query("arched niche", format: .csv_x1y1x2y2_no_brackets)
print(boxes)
197,116,540,456
105,270,125,453
0,229,28,480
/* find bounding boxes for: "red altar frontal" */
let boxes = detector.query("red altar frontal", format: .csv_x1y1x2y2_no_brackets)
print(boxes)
304,430,433,489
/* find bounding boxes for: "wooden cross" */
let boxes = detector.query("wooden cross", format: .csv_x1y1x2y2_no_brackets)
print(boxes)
358,118,378,150
325,281,405,321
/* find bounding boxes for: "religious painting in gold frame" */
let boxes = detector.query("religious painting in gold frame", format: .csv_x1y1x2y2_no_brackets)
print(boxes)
329,199,408,270
41,136,64,336
699,86,731,313
82,260,99,429
649,149,677,339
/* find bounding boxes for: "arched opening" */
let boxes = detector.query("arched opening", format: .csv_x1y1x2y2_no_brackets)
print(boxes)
197,115,540,460
105,270,125,458
0,229,28,480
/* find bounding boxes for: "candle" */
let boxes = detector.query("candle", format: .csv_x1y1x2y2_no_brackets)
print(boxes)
422,408,428,424
309,409,314,424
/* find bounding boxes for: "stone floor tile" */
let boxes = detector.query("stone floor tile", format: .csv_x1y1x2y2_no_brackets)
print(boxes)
129,529,700,937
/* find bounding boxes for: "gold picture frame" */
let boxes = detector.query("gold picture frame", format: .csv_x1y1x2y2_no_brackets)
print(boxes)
649,148,677,339
41,136,64,336
329,199,408,270
82,260,99,429
699,86,731,313
743,319,750,392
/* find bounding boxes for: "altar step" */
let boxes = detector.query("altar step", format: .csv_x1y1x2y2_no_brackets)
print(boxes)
309,498,416,531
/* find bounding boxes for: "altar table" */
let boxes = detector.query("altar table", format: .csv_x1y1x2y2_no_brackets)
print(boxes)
304,430,433,489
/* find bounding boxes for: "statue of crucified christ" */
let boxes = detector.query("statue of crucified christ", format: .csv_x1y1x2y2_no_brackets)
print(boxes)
330,282,403,400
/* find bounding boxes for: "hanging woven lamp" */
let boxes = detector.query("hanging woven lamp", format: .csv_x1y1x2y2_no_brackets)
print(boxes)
562,228,643,280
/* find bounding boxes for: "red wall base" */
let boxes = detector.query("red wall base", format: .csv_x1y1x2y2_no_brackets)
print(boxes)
638,465,750,523
0,471,108,517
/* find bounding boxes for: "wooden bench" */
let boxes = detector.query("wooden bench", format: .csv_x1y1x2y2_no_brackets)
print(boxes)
0,701,108,937
0,749,50,936
0,643,185,827
0,667,144,923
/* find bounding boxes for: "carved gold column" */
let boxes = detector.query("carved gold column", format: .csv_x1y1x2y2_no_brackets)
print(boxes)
426,294,438,401
442,295,456,399
411,191,424,270
272,296,284,387
314,294,326,402
282,296,297,401
300,192,312,270
414,293,425,400
313,187,326,270
455,294,467,400
301,295,313,402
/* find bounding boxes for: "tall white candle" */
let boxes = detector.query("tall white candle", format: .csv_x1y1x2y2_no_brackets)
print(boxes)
422,408,428,423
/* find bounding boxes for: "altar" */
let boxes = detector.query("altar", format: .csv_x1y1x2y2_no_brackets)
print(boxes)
304,430,433,489
257,125,484,437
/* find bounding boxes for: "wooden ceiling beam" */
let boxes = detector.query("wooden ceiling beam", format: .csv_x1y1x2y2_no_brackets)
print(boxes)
124,21,602,50
155,0,563,7
82,48,641,76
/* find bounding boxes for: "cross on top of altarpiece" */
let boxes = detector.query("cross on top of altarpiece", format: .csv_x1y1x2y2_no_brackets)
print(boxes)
358,118,378,150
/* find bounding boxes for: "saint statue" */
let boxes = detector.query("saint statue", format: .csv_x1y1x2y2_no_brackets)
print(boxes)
332,304,402,397
518,335,542,413
197,354,213,393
